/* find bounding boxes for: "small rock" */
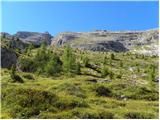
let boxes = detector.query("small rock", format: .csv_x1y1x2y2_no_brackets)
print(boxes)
86,79,97,83
120,95,128,101
98,79,112,83
154,77,159,82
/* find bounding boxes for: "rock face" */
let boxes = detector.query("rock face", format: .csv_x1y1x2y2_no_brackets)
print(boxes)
51,29,159,54
1,47,18,68
1,34,29,52
9,39,28,52
14,31,52,46
0,32,13,39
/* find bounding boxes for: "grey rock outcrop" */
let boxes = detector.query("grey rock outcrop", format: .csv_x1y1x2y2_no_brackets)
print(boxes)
1,47,18,68
1,33,28,52
51,29,158,54
0,32,12,39
14,31,52,46
9,39,28,52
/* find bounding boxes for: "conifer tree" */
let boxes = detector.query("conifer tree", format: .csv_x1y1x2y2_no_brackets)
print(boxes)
62,46,77,76
75,62,81,75
10,65,23,83
45,53,62,76
103,55,108,64
83,55,89,67
148,64,156,81
101,64,109,78
110,53,115,60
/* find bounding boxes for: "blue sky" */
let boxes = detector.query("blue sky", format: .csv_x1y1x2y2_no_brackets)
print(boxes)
1,1,159,35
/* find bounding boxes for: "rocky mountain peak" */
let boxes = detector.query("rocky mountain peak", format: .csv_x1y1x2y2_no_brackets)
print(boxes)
51,29,159,55
14,31,52,46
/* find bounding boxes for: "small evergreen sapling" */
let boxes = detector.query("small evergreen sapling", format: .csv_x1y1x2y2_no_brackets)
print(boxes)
10,65,23,83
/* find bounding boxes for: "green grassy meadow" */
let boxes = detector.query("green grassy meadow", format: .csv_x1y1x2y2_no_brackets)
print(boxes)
1,45,159,119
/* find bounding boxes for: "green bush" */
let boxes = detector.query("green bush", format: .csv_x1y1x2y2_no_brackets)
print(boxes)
55,83,86,98
103,55,108,64
110,53,115,60
38,111,73,119
126,86,158,101
44,55,62,76
96,85,112,97
98,110,114,119
124,111,156,119
120,61,123,67
72,109,99,119
148,64,156,81
19,107,40,119
72,109,114,119
101,65,109,78
22,74,34,80
62,46,79,76
10,65,23,83
54,97,88,110
83,56,89,67
18,57,36,72
75,62,81,75
109,72,114,79
2,87,58,118
37,112,58,119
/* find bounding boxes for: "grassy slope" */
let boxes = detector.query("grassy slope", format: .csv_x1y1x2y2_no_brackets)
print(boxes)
1,47,159,119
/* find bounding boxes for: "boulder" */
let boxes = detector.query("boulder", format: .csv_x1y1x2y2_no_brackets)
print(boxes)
1,47,18,68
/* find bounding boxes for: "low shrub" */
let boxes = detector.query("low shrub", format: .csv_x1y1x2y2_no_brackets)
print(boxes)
98,110,114,119
19,107,40,119
72,108,114,119
37,112,57,119
124,111,156,119
56,83,86,98
72,109,99,119
22,74,34,80
10,65,23,83
83,56,89,67
96,85,112,97
2,87,58,118
11,74,24,83
126,86,158,101
54,97,88,110
101,65,109,78
18,57,36,72
38,111,73,119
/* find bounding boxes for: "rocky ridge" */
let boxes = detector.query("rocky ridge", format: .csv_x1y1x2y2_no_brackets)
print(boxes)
51,29,159,55
1,31,52,46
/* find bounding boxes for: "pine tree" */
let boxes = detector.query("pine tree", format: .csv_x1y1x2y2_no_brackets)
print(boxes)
75,62,81,75
62,46,77,77
120,61,123,67
34,43,49,74
26,43,34,56
45,53,62,76
148,65,156,81
103,55,108,64
38,43,51,61
10,65,23,83
83,55,89,67
101,64,109,78
110,53,115,60
109,72,114,79
10,65,16,79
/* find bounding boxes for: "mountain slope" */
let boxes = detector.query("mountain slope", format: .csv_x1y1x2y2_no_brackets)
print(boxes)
51,29,158,54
